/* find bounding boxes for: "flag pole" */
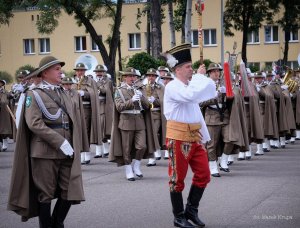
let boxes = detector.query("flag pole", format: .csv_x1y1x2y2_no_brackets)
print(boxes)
196,0,204,65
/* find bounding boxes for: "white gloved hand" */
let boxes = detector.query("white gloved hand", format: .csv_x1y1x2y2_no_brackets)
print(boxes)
60,139,74,156
135,90,142,97
148,96,155,103
256,85,261,92
281,85,288,90
218,86,226,94
78,90,85,96
13,84,25,93
131,94,140,102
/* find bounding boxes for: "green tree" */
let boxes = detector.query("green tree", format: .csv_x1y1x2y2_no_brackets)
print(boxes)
276,0,300,65
224,0,279,66
0,71,13,84
126,52,163,76
14,64,35,80
1,0,123,83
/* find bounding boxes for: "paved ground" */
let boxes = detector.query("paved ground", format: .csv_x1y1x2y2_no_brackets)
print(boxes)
0,141,300,228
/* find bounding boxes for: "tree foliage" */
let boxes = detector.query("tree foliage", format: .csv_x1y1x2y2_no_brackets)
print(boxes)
126,52,164,76
14,64,35,80
0,71,13,84
224,0,279,65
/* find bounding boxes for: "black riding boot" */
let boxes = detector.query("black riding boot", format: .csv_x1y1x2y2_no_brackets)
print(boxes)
51,198,72,228
39,202,52,228
184,185,205,227
170,192,195,228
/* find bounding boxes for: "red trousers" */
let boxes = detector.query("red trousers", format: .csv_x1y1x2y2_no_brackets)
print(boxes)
167,139,210,192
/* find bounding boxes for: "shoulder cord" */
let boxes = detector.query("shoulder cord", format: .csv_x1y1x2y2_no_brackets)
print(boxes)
32,90,62,121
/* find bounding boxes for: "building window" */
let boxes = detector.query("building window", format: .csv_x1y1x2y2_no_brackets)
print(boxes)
39,38,50,54
91,35,102,51
247,29,259,44
287,61,299,69
191,30,199,46
248,62,260,71
75,36,87,52
264,25,279,43
23,39,35,54
203,29,216,46
129,33,141,50
286,30,299,42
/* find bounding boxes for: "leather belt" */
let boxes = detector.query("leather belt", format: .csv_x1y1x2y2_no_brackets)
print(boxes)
151,108,161,112
166,120,202,142
120,110,141,114
47,122,70,130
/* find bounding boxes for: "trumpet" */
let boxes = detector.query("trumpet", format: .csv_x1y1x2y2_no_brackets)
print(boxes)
77,76,84,90
132,79,144,111
146,80,154,109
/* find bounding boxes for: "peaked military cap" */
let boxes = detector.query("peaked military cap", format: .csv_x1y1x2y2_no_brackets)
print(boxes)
157,66,170,72
207,63,223,73
17,70,30,78
161,72,174,80
145,68,159,77
38,56,65,74
120,67,141,77
0,79,6,86
165,43,192,68
266,71,275,77
73,62,87,70
94,64,108,72
61,76,75,84
252,71,265,78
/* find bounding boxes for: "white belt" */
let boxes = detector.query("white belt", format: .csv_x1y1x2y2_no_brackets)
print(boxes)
209,104,223,109
244,101,249,104
82,101,91,105
151,108,161,111
120,110,141,114
15,102,19,106
98,96,106,101
259,101,265,104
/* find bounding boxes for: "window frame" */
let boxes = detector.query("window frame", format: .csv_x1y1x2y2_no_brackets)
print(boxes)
38,38,50,54
23,38,35,55
128,33,141,50
264,25,279,44
74,36,87,52
203,29,217,47
247,29,260,44
91,35,103,51
191,30,199,47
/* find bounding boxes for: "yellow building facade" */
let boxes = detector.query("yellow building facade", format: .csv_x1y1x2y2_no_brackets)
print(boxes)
0,0,299,78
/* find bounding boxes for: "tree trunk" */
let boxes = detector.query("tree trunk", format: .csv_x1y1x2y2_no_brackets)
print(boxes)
117,38,122,84
150,0,162,58
181,1,187,43
283,30,290,66
147,5,151,54
168,1,176,47
184,0,192,43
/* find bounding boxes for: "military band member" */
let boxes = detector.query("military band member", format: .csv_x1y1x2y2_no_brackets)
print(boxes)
73,63,102,164
164,43,216,227
61,77,89,154
109,67,157,181
144,68,167,166
8,56,85,227
161,72,174,86
238,69,264,160
253,72,279,155
93,64,114,158
0,79,13,151
292,68,300,139
201,63,233,177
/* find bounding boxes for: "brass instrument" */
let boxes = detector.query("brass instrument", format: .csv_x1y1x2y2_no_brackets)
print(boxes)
283,68,298,93
77,76,85,90
146,80,154,109
132,79,144,111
